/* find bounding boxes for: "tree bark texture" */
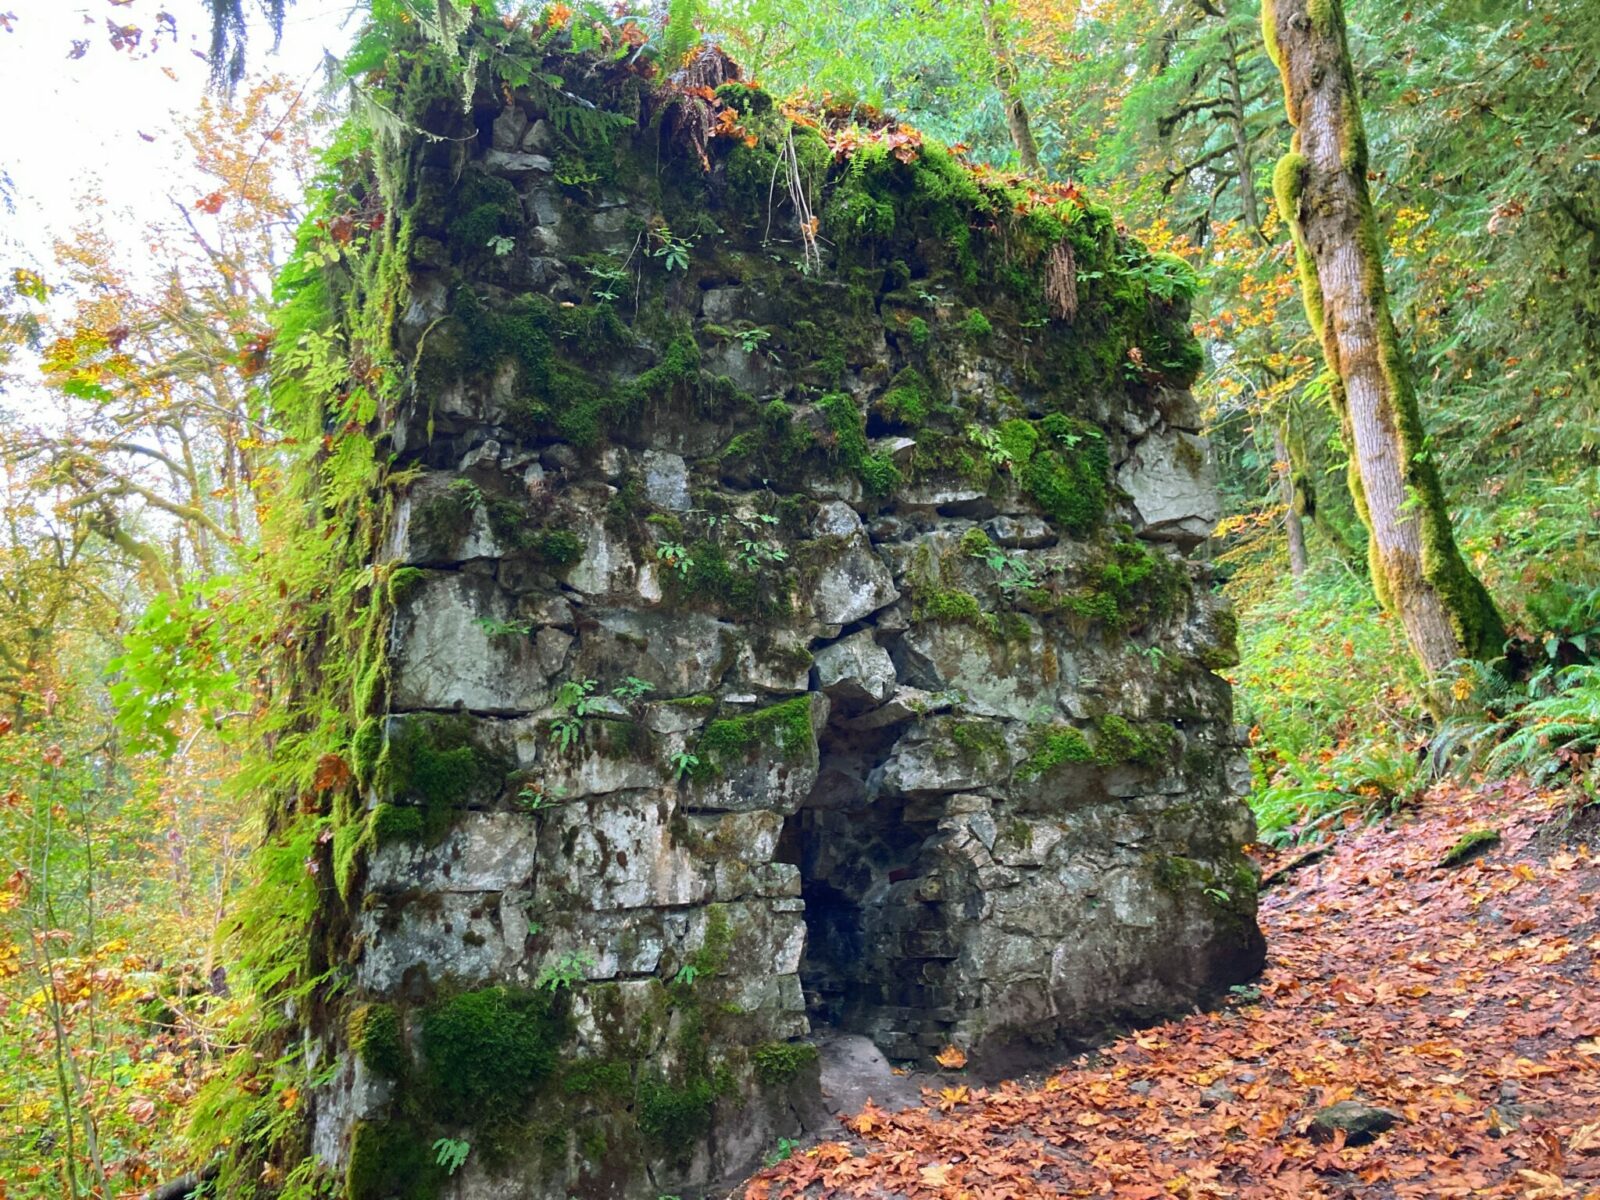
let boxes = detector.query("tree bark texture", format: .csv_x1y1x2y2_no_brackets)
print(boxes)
981,0,1043,175
1263,0,1504,685
1222,29,1263,236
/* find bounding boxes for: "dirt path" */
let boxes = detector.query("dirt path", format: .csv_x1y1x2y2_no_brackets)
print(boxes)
746,782,1600,1199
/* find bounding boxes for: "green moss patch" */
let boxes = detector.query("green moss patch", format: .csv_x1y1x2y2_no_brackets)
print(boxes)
874,367,930,429
1095,714,1176,767
914,588,1000,638
420,986,572,1125
349,1002,408,1079
693,698,815,777
1058,540,1187,632
1016,726,1096,780
383,714,502,813
1013,414,1110,536
1440,828,1500,867
949,720,1006,765
1015,716,1176,780
751,1040,818,1086
819,392,901,495
346,1119,441,1200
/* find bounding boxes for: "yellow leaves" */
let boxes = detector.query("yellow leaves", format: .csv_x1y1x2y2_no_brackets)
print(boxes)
11,267,49,302
935,1045,968,1070
848,1101,888,1135
936,1086,971,1112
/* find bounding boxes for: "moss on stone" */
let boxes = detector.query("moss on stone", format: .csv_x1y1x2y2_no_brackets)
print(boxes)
1440,828,1500,867
369,802,427,846
915,588,1000,637
419,985,571,1125
1016,726,1095,780
1018,416,1109,535
561,1058,633,1099
351,718,384,788
950,720,1006,765
1152,854,1206,893
529,528,583,568
662,693,717,711
694,698,814,776
819,392,901,495
636,1074,721,1146
349,1002,408,1079
380,715,506,844
876,367,929,429
751,1040,818,1085
1095,714,1176,767
447,170,522,255
387,566,427,605
1062,540,1186,633
959,527,995,557
346,1119,439,1200
668,537,785,618
962,309,993,338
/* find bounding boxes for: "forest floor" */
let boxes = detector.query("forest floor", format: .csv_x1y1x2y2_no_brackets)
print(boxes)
745,780,1600,1200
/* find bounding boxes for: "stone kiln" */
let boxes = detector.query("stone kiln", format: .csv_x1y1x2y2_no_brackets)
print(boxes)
303,32,1265,1200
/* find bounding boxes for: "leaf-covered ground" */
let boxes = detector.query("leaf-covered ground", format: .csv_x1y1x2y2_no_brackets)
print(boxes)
747,782,1600,1200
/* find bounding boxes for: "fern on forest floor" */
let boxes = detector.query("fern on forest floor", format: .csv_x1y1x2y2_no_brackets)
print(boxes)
1229,553,1600,845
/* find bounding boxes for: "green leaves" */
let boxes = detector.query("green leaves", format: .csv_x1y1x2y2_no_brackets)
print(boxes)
106,580,248,757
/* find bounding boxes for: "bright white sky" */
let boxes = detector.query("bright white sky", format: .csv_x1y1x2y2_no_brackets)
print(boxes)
0,0,360,271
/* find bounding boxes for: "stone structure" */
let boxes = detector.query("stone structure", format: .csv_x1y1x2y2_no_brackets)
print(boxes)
308,37,1264,1200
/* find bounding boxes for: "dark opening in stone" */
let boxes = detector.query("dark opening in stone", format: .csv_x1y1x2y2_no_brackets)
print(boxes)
778,715,966,1062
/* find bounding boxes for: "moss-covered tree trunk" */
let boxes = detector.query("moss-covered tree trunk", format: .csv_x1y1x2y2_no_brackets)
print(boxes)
1264,0,1504,687
980,0,1042,175
1221,28,1263,238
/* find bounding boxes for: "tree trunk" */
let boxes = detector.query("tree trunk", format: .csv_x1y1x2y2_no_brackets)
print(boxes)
1274,423,1308,576
1221,28,1263,237
1263,0,1504,688
981,0,1043,175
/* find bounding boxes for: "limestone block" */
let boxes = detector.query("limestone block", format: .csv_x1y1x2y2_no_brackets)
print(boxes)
389,472,502,564
491,106,527,150
355,891,529,994
367,812,538,893
809,537,899,627
535,798,711,910
880,722,1004,795
1117,429,1221,548
575,609,741,695
641,449,691,510
813,630,896,709
894,616,1060,720
390,573,547,713
483,150,553,177
568,520,638,597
